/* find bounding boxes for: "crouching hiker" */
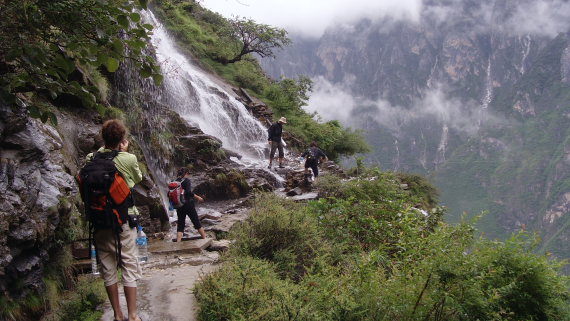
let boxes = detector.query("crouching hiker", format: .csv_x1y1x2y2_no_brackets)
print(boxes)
301,141,328,180
78,119,143,321
168,167,206,241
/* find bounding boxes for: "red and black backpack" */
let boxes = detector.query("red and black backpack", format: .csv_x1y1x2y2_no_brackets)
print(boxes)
168,179,187,208
77,150,133,231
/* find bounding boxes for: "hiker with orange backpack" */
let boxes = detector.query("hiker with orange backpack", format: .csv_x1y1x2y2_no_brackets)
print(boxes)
78,119,143,321
168,167,207,242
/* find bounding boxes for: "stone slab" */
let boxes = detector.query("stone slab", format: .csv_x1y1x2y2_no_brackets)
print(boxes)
149,238,212,255
288,192,319,201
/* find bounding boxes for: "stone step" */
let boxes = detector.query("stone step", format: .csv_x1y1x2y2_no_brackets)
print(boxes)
149,238,212,255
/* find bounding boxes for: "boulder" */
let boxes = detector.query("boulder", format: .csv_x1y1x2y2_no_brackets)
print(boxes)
207,240,232,252
286,187,303,196
285,170,312,192
193,166,251,201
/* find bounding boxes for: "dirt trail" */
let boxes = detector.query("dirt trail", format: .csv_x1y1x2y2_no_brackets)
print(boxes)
100,252,219,321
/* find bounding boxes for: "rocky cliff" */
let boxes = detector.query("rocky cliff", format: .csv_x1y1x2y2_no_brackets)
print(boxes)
261,0,570,259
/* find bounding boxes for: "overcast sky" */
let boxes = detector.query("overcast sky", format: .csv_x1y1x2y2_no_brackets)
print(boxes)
201,0,422,38
202,0,570,38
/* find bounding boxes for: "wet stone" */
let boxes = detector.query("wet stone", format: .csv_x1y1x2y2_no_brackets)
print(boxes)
289,192,319,202
149,238,212,255
286,187,303,196
208,240,232,252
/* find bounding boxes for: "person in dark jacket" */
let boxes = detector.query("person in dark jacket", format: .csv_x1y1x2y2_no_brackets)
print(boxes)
174,167,206,242
301,141,327,179
267,117,287,169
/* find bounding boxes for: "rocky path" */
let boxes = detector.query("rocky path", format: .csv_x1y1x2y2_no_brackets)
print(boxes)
101,252,219,321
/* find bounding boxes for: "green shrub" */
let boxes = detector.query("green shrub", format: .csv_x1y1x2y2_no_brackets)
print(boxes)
228,193,331,279
43,275,106,321
196,172,570,321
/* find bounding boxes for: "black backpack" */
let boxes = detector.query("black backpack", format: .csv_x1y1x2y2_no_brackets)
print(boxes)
77,151,133,231
306,148,318,161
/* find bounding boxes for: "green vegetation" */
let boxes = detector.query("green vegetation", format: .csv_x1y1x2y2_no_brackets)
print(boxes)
151,0,369,160
0,0,161,122
0,245,105,321
215,17,291,64
195,171,570,320
42,275,106,321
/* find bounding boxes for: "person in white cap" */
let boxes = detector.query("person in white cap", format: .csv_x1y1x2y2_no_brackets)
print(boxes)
267,117,287,168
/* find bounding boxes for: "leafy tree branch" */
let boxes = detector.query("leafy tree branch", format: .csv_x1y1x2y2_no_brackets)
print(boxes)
216,17,291,64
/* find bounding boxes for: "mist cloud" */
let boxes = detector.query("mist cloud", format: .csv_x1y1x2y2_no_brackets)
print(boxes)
423,0,570,37
504,1,570,37
202,0,422,38
204,0,570,39
306,77,503,136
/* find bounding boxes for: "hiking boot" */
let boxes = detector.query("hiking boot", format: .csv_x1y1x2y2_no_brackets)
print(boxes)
267,164,272,169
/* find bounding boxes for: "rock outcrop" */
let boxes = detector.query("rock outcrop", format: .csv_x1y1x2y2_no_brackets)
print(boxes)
1,103,77,297
0,102,168,302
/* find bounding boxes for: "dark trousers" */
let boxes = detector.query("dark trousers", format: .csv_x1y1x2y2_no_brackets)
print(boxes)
270,140,284,159
305,159,319,177
176,201,201,232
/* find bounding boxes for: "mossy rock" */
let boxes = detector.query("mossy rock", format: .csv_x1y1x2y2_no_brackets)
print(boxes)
194,169,251,200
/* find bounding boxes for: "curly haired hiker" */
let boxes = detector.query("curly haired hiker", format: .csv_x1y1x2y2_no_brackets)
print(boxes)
84,119,143,321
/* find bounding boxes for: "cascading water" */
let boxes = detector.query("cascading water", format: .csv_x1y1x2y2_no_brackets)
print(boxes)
112,9,283,222
142,10,268,161
520,34,531,75
481,58,493,110
434,124,448,170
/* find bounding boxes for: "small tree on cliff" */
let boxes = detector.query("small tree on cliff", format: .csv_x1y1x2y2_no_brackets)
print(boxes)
217,17,291,64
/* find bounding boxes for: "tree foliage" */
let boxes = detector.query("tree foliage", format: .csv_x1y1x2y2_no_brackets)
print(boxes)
0,0,161,122
217,17,291,64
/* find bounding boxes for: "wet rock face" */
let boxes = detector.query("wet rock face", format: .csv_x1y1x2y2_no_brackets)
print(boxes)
0,104,169,303
0,104,75,297
133,175,169,234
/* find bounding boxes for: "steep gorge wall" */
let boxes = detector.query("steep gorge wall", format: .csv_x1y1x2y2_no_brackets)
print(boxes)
260,0,570,257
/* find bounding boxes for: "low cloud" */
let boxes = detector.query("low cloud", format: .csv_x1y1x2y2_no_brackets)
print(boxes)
421,0,570,37
306,77,503,135
503,1,570,37
305,76,360,123
203,0,570,39
203,0,422,38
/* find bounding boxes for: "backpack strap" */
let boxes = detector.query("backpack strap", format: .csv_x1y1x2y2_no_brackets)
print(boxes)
92,149,119,161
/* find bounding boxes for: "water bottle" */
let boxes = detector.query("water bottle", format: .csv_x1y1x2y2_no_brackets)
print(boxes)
90,245,100,275
136,225,148,263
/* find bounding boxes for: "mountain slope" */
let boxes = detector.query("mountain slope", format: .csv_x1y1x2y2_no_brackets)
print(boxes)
260,0,570,257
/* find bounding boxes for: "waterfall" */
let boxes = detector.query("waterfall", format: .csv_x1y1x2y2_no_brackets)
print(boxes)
142,10,268,160
426,56,439,89
481,58,493,110
393,138,400,171
112,10,274,212
434,124,448,169
520,34,531,75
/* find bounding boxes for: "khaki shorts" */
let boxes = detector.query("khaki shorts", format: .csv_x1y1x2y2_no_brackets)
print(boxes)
94,224,142,287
